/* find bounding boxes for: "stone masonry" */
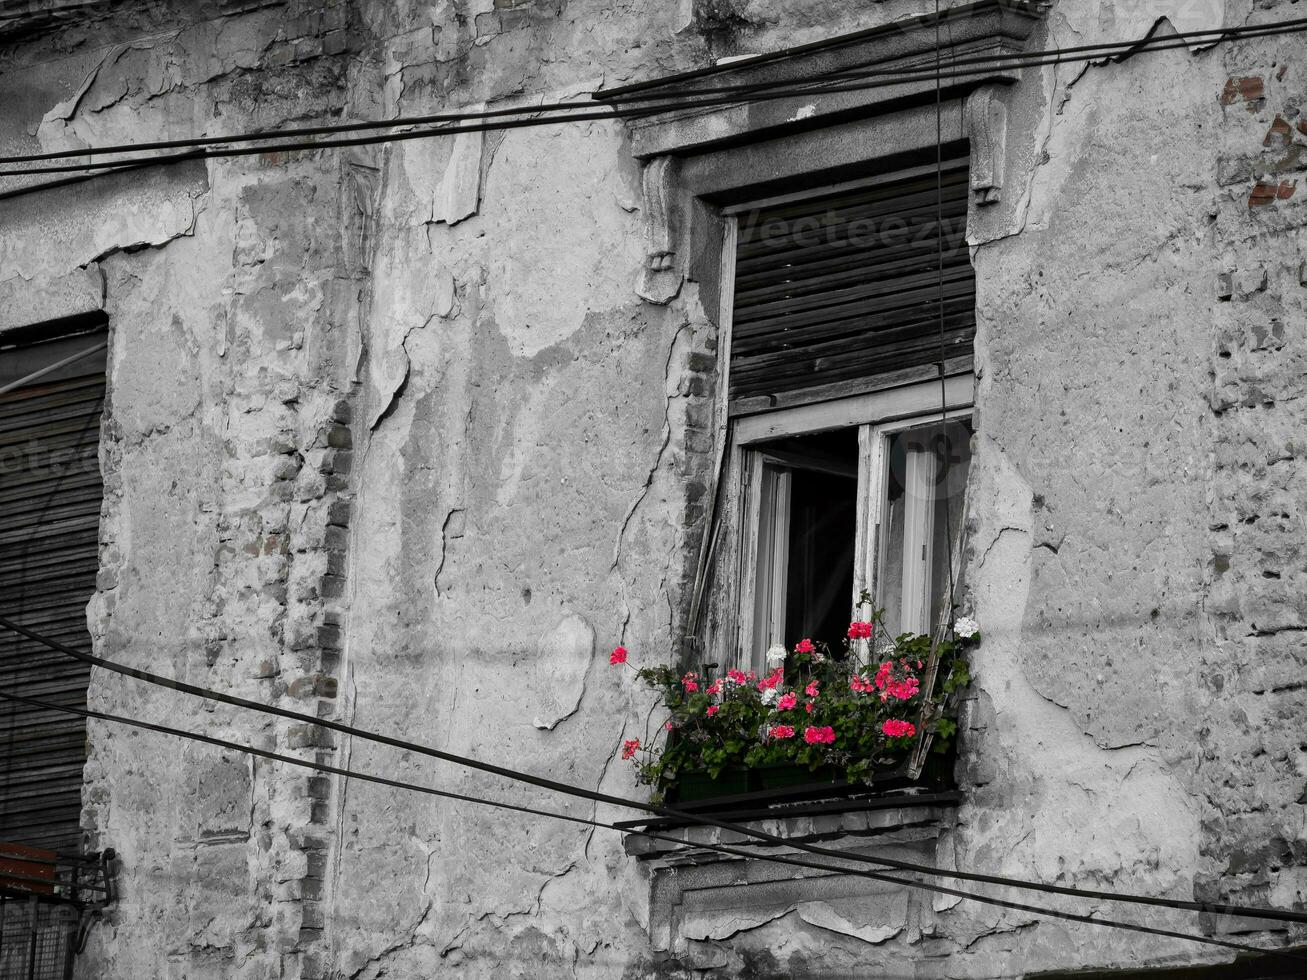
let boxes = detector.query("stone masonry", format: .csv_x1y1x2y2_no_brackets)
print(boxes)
0,0,1304,977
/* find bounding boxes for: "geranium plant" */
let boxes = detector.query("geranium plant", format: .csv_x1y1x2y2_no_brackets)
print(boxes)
611,595,979,801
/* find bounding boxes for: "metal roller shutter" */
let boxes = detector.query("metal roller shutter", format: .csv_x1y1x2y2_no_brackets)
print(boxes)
729,154,975,414
0,332,107,855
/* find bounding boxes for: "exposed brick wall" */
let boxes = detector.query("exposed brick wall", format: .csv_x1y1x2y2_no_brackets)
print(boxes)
1202,21,1307,937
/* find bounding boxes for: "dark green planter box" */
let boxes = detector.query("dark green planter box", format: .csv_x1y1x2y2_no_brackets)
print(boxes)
755,762,842,791
672,767,752,802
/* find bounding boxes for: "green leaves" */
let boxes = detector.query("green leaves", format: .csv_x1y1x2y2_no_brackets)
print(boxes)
628,611,979,797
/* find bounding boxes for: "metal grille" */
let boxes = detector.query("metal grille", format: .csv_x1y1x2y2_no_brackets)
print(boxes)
729,152,975,414
0,897,77,980
0,844,115,980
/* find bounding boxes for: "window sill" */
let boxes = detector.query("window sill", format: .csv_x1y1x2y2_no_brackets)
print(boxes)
620,786,960,861
621,793,960,953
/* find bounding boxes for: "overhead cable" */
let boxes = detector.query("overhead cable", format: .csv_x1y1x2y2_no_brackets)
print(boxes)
1,685,1302,965
0,18,1304,184
2,615,1305,928
0,15,1303,170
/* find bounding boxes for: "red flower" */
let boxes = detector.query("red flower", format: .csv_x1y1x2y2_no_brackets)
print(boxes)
847,621,874,640
726,669,748,686
794,638,815,654
873,660,920,702
803,725,836,745
804,681,819,698
621,738,641,760
777,692,798,711
804,701,815,713
707,705,719,717
757,667,785,692
682,673,700,693
769,724,796,740
881,719,916,738
609,646,628,665
705,680,722,696
665,720,674,731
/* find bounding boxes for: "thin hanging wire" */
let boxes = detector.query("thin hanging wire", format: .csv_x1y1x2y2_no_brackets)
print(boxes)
934,0,958,637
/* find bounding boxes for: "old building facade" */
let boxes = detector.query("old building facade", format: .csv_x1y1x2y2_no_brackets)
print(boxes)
0,0,1305,976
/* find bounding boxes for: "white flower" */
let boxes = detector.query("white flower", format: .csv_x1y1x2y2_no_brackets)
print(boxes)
765,644,788,667
953,617,980,639
760,687,780,707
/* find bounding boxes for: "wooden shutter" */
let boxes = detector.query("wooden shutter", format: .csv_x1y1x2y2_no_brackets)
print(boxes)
0,332,107,854
729,155,975,415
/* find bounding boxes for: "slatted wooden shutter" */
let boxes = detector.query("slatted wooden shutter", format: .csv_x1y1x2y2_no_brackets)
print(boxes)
0,332,107,854
729,155,975,415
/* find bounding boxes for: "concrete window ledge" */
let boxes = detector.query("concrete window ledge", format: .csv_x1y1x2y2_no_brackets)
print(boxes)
623,801,959,953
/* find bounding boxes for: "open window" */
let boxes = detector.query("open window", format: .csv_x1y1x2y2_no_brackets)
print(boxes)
737,405,971,673
716,159,977,673
743,428,859,667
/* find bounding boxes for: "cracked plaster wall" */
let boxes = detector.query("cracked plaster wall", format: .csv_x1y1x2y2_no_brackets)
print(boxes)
0,0,1304,977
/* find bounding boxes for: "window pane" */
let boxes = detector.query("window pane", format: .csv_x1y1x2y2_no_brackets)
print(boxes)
880,420,972,639
784,464,857,654
748,429,859,668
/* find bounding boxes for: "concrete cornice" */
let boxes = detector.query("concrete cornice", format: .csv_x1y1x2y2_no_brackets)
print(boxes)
595,0,1051,160
0,0,112,38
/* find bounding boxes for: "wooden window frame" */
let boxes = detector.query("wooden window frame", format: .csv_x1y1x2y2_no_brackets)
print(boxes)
712,204,974,672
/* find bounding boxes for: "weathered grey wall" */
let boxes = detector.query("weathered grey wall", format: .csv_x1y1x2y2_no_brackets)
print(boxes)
0,0,1303,976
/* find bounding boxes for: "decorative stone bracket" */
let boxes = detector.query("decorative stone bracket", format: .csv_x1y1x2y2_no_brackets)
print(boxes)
636,156,684,306
965,84,1009,206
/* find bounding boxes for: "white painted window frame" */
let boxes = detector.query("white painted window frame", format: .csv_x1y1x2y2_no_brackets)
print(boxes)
731,394,972,671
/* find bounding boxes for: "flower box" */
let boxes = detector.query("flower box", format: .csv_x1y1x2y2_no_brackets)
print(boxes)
610,603,979,804
754,762,843,793
671,767,752,803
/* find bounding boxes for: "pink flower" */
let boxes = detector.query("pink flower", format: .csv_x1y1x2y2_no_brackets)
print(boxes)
804,701,815,713
794,638,815,654
804,681,819,698
872,660,920,702
621,738,641,760
609,646,628,665
665,720,674,731
769,724,796,740
847,621,874,640
706,680,722,696
804,726,836,745
883,677,920,702
726,669,747,686
777,692,797,711
757,667,785,692
682,673,699,693
881,719,917,738
707,705,719,717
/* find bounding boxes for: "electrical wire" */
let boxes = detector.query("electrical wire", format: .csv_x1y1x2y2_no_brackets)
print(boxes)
1,14,1304,169
1,18,1305,185
3,615,1305,929
1,684,1302,965
932,0,958,627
